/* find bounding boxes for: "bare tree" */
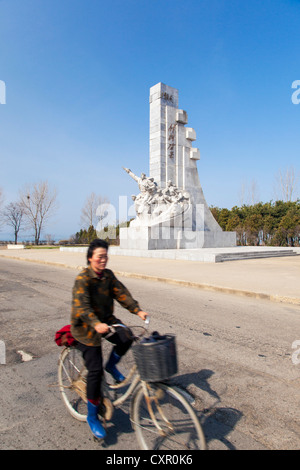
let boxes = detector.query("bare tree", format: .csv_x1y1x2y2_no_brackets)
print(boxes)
274,166,299,202
238,179,260,206
80,192,110,231
20,181,58,245
249,179,260,206
0,187,3,207
3,202,24,244
45,234,55,245
238,181,246,206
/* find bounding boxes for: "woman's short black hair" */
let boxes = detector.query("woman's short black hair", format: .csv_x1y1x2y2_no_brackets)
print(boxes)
87,239,109,264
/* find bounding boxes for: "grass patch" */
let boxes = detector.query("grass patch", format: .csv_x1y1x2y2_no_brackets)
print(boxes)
24,246,60,250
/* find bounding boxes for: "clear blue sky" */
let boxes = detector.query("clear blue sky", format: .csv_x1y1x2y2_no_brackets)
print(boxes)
1,0,299,241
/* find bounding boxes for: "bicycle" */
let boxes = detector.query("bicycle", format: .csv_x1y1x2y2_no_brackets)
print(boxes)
57,320,207,450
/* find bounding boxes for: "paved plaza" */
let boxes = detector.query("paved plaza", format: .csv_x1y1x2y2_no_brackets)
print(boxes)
0,247,299,305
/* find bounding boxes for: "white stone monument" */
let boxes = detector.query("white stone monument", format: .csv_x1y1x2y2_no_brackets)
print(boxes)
120,82,236,250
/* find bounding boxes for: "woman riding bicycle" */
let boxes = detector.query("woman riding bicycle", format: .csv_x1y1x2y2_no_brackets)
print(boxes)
70,238,149,440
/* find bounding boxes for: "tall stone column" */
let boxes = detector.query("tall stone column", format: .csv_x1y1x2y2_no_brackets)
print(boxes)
149,82,224,233
149,83,179,188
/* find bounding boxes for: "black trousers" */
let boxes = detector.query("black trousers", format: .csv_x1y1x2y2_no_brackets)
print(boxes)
76,323,133,401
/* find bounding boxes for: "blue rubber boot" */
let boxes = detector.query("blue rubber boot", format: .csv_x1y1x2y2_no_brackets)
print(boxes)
105,350,125,383
87,401,106,439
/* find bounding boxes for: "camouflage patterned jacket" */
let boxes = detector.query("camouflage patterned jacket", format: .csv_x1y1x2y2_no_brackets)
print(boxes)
71,266,141,346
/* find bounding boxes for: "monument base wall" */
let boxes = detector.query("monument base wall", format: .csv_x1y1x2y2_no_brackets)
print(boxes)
120,227,236,250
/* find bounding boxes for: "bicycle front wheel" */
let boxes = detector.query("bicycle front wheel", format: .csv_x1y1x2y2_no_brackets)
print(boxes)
131,382,206,450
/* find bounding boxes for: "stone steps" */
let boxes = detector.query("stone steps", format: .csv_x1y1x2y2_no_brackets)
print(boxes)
216,249,299,262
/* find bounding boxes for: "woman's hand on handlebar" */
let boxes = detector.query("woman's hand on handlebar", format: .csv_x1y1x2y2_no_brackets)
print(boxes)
94,312,149,334
137,310,149,322
94,322,110,334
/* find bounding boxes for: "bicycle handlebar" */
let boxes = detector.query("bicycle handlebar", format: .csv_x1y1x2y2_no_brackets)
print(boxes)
107,316,150,339
109,316,150,332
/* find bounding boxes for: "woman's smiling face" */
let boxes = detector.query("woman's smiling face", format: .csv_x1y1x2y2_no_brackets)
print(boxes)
88,247,108,273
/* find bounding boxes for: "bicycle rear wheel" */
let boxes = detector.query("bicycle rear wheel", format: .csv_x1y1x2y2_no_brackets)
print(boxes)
131,382,206,450
58,347,87,421
57,346,136,421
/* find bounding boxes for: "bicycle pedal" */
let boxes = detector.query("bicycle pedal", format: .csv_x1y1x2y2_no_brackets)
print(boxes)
93,435,109,448
93,436,104,443
98,398,114,421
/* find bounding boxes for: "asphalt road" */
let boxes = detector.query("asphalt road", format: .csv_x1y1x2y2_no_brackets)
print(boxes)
1,257,300,451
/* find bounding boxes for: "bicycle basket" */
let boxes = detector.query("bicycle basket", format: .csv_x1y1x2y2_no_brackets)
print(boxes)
132,334,177,382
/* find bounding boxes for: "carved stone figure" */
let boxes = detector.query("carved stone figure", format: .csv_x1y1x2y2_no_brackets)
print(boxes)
123,168,191,227
123,168,157,197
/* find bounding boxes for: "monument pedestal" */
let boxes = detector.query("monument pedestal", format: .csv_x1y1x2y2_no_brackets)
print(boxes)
120,227,236,250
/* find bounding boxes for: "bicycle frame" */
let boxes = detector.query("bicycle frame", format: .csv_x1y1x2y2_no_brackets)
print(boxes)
107,372,141,407
139,381,171,436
